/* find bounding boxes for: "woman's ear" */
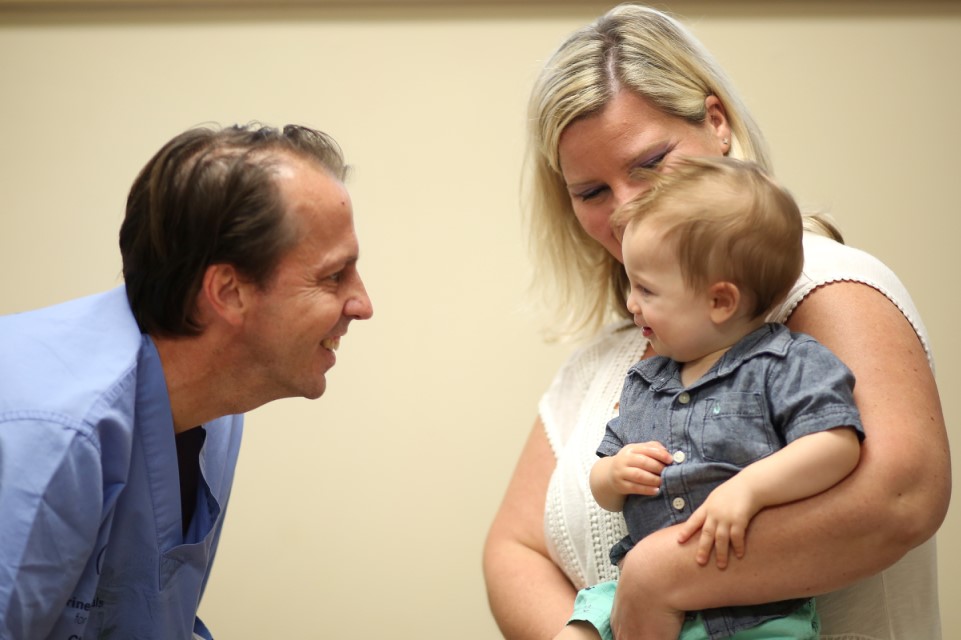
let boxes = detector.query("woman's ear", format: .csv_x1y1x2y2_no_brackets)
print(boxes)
708,281,740,324
705,95,732,154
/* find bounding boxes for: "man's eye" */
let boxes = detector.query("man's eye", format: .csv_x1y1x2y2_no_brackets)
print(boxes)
321,270,343,284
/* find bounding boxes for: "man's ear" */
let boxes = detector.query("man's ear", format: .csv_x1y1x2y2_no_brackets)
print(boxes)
708,281,740,324
198,263,249,328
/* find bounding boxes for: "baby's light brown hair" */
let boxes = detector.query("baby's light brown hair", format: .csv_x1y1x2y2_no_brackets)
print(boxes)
612,156,803,319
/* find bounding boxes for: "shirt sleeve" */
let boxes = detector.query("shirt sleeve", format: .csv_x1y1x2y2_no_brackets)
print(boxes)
596,415,626,458
768,337,865,444
0,415,104,639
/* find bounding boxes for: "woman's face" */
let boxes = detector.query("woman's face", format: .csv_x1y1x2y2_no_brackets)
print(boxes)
557,89,731,262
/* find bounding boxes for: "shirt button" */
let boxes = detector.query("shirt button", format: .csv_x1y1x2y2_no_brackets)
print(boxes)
672,497,686,510
673,450,686,464
677,392,691,405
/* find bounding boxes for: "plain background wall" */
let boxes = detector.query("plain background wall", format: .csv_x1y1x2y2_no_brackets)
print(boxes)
1,1,957,638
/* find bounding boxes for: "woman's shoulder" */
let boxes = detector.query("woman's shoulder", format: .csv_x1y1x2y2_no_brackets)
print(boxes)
801,232,895,278
772,232,933,367
778,233,919,318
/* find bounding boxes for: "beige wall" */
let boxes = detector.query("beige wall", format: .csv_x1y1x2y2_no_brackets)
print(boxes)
1,2,957,637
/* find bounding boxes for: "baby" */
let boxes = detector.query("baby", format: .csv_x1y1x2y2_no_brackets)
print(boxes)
558,157,864,640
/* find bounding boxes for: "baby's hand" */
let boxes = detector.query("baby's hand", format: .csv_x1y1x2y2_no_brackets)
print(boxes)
607,441,673,497
676,478,761,568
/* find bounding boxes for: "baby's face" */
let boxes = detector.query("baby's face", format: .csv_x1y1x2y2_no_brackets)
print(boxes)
621,218,717,363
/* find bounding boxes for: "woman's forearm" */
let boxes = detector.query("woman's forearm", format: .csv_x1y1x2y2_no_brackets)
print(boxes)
484,419,576,639
619,459,914,614
484,536,577,639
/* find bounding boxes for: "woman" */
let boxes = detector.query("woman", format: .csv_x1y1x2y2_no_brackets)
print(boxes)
483,5,950,639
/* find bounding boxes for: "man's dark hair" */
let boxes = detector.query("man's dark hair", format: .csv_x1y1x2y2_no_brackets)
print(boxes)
119,123,347,337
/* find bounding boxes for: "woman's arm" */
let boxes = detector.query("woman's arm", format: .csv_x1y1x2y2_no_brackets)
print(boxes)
484,418,578,639
610,282,951,637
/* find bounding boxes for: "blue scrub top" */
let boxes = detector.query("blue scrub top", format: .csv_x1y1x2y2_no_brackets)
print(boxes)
0,287,243,639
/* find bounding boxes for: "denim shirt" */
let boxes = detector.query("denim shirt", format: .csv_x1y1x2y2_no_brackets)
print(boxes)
599,323,864,639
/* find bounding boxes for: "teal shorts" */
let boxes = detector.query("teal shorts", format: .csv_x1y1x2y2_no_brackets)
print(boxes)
568,580,819,640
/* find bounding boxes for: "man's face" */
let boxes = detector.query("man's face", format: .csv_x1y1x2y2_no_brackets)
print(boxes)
241,157,373,401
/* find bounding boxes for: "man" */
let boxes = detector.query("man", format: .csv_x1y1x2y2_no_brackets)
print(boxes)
0,124,373,639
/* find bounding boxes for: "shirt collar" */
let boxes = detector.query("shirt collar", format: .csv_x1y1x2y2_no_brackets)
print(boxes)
630,323,792,391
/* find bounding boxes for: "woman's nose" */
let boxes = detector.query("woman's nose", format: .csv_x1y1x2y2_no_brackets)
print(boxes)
613,182,648,211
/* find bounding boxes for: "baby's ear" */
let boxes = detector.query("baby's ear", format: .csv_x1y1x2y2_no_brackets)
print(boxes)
707,281,740,324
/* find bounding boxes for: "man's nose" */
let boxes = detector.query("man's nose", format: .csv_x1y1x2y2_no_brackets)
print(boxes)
346,276,373,320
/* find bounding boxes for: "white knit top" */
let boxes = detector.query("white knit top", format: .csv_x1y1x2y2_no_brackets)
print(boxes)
539,233,941,639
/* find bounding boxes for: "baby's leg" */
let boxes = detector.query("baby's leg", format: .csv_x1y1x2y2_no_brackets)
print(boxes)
553,621,603,640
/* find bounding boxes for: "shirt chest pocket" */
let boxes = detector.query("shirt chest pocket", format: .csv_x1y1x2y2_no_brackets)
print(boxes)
698,392,777,466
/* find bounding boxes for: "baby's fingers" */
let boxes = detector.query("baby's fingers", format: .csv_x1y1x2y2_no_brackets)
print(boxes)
730,523,747,560
695,520,721,567
634,442,674,466
676,507,706,544
712,524,731,569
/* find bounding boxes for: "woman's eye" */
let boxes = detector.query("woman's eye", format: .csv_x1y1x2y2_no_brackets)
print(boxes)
639,152,667,170
573,185,607,201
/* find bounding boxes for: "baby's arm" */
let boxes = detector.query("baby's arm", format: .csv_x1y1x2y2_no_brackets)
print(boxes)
590,441,674,512
677,426,861,568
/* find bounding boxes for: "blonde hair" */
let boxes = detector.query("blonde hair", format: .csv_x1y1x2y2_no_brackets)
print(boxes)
613,157,803,319
525,3,840,340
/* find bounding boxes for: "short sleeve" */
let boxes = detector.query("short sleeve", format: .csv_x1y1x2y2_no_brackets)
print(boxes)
596,415,627,458
767,337,865,444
